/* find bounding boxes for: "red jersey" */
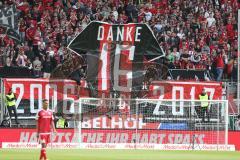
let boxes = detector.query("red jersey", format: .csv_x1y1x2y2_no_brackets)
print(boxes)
214,55,225,68
36,109,54,134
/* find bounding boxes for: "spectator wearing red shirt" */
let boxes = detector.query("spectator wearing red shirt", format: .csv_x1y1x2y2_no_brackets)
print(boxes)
0,0,237,82
18,17,26,41
25,23,37,46
180,48,191,69
226,19,235,43
214,49,226,81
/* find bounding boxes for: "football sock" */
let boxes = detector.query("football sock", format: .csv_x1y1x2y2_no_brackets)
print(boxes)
40,148,47,160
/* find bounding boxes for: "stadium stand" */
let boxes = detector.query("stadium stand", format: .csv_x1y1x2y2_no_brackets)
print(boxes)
0,1,240,153
0,0,238,81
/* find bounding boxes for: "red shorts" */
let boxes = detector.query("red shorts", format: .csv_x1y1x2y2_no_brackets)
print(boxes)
39,134,50,144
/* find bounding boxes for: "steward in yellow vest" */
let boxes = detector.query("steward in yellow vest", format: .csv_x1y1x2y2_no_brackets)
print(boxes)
199,88,210,122
199,94,209,108
56,116,68,128
5,88,19,125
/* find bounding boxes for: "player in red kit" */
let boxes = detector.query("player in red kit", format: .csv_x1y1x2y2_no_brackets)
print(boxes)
36,99,56,160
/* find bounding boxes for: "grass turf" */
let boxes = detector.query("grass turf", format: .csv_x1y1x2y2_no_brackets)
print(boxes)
0,149,240,160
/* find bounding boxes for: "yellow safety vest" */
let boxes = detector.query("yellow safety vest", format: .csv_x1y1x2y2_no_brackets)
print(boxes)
6,93,16,107
57,118,65,128
199,94,208,107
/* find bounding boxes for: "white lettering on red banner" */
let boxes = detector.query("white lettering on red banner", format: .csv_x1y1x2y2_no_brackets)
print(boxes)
0,129,236,151
3,79,222,116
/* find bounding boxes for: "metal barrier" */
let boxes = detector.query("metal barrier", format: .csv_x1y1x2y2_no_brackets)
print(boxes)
0,78,5,125
225,82,239,116
0,79,239,130
229,115,239,130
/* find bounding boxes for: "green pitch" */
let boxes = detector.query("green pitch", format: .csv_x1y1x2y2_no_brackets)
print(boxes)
0,149,240,160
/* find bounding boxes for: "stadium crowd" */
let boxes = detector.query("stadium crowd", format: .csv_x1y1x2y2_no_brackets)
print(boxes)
0,0,239,81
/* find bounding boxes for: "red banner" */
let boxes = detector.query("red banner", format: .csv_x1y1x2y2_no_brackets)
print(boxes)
0,129,238,150
3,79,222,100
2,79,222,117
149,81,222,100
3,78,89,100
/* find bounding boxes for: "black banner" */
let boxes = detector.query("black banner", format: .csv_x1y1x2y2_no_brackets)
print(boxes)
169,69,212,81
68,21,164,96
0,24,21,45
0,5,18,31
0,66,31,78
